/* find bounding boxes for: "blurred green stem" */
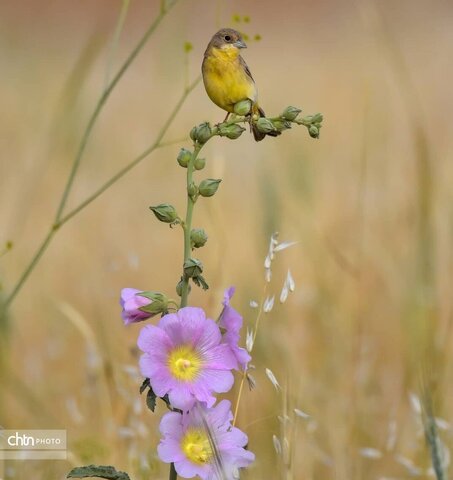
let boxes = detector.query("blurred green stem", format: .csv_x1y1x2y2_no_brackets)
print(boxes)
4,76,200,309
54,1,178,223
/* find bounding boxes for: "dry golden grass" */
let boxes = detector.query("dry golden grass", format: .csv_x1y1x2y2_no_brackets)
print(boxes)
1,0,453,478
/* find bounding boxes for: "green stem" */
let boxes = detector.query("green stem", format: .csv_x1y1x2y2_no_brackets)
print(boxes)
54,0,178,223
4,228,56,309
4,76,200,310
180,144,202,308
169,462,177,480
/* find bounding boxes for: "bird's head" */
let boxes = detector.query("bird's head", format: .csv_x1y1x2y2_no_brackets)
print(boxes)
206,28,247,57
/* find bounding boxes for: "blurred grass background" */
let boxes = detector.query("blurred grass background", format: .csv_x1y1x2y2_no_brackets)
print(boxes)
1,0,453,478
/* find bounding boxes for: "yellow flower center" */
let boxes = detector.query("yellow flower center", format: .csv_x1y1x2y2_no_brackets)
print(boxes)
167,344,203,381
181,428,213,465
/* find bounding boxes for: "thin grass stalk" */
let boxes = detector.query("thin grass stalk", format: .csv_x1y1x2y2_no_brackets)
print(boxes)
104,0,131,89
3,0,181,309
421,388,446,480
54,1,179,223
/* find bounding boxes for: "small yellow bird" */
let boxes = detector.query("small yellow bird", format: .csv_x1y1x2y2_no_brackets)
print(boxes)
202,28,280,142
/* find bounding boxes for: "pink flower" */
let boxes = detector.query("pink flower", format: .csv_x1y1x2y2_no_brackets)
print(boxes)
138,307,236,411
219,287,251,371
158,400,255,479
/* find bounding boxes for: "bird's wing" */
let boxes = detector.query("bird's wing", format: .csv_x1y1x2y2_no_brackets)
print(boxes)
239,56,255,83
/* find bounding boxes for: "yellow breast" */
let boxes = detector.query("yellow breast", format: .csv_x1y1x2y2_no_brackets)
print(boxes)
202,46,257,113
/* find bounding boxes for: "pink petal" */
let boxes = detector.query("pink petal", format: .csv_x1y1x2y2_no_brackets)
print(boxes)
158,439,185,463
176,459,211,479
195,369,235,398
194,318,222,352
137,324,173,353
168,383,196,411
207,400,233,430
203,343,237,370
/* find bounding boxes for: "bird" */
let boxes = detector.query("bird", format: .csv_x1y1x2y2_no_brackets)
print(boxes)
202,28,280,142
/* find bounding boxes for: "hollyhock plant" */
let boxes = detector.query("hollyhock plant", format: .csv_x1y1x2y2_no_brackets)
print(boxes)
65,26,323,479
120,288,155,325
158,400,255,479
219,287,251,371
138,307,236,410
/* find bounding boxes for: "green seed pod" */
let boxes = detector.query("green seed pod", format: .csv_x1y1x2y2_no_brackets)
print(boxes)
183,258,203,278
308,125,319,138
194,157,206,170
176,278,191,297
196,122,212,144
187,182,198,198
256,117,275,134
233,99,252,116
190,126,198,141
199,178,221,197
177,148,192,168
281,106,302,121
190,228,208,248
149,203,178,223
312,113,323,123
219,123,246,140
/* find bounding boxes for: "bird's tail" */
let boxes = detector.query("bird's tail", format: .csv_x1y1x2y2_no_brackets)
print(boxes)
252,105,281,142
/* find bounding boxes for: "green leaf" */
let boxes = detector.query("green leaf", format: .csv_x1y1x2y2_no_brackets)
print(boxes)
192,275,209,291
67,465,130,480
139,378,150,395
146,388,157,412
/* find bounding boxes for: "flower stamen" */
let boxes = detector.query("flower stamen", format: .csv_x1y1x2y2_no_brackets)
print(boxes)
168,345,203,381
181,428,213,465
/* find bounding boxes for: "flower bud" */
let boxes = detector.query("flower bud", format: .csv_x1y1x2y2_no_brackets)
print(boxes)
233,99,252,116
199,178,221,197
183,258,203,278
308,125,319,138
256,117,276,134
176,278,191,297
312,113,323,123
138,291,169,314
120,288,168,325
190,228,208,248
190,126,198,141
219,123,246,139
149,203,178,223
177,148,192,168
281,106,301,121
195,122,212,144
187,182,198,198
194,157,206,170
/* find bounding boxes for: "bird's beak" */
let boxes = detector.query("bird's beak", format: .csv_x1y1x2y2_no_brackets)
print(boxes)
234,40,247,49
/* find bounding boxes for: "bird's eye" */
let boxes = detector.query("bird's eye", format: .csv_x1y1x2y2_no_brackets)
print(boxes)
224,35,231,42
